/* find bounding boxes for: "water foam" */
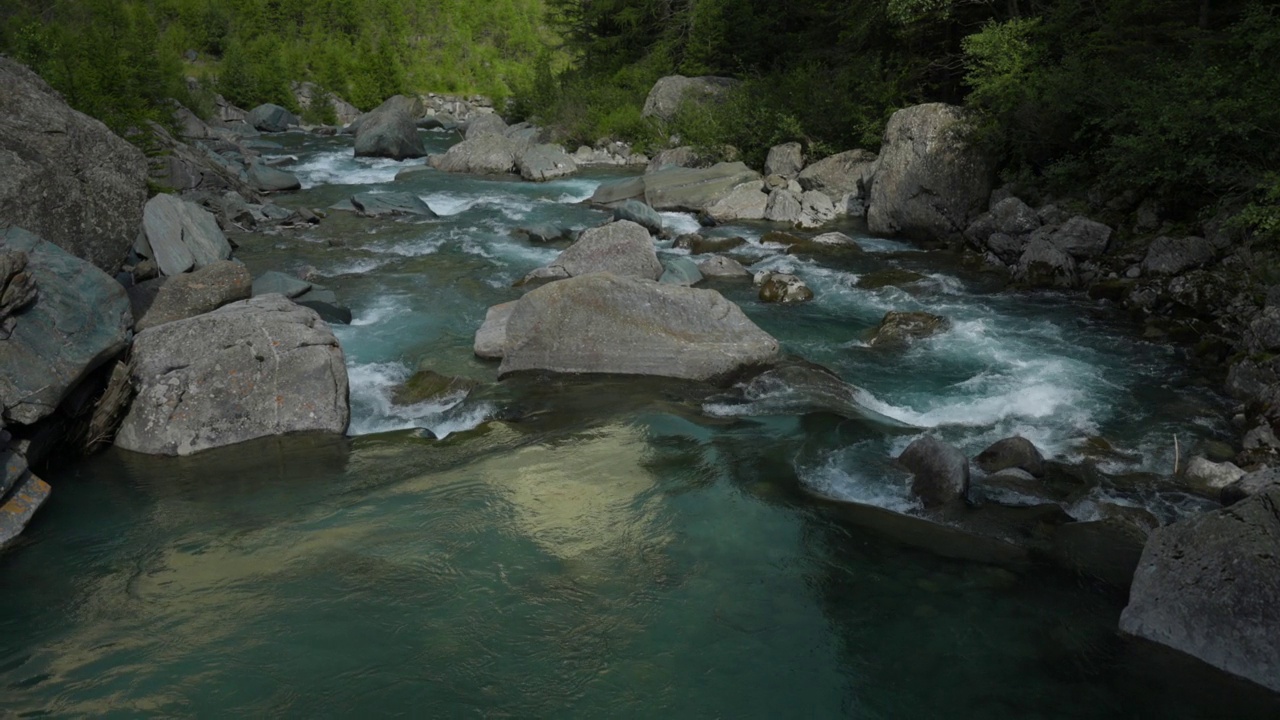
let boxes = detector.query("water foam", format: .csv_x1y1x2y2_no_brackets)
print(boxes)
345,361,492,438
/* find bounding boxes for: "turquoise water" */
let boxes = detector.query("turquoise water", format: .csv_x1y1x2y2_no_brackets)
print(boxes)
2,129,1276,717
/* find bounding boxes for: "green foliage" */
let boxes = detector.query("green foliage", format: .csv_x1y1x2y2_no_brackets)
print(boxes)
1235,175,1280,244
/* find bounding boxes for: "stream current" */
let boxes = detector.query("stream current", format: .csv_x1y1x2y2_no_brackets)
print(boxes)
2,130,1277,717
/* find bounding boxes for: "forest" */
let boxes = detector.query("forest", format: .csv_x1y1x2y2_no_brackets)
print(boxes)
0,0,1276,236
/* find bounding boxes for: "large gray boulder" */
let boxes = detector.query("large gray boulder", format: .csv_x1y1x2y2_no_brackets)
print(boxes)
351,192,436,218
899,435,971,509
1120,487,1280,693
702,181,768,223
246,103,299,132
647,146,711,173
1047,216,1112,259
474,301,517,359
0,57,148,274
0,227,132,425
797,149,878,204
522,220,662,283
114,295,349,456
1141,236,1216,276
354,95,426,160
518,144,578,181
612,200,665,235
127,260,252,332
247,162,302,192
641,75,740,122
867,104,994,241
644,162,762,212
499,273,779,382
1014,238,1078,288
140,194,233,276
765,142,804,178
429,134,525,175
975,436,1045,477
464,112,508,139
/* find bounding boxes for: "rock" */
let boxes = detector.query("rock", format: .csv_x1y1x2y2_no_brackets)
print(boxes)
0,471,50,551
868,311,950,347
246,103,299,132
518,144,578,181
985,232,1028,264
0,57,148,274
0,250,37,323
966,196,1040,248
247,161,303,192
718,361,915,428
128,261,252,332
867,104,994,240
354,95,426,160
765,143,804,177
429,134,524,175
515,224,574,244
172,103,212,139
613,200,665,235
292,289,352,325
646,146,710,173
757,273,813,304
975,468,1062,507
590,176,648,205
855,268,925,290
1014,237,1078,288
499,273,779,382
975,436,1046,477
1141,236,1216,276
522,220,662,283
114,295,349,456
643,162,762,212
392,367,478,406
474,301,517,359
899,435,970,509
252,271,312,299
796,149,877,204
641,75,740,122
146,122,260,202
660,256,703,286
764,188,803,223
1048,216,1112,259
464,112,508,139
675,234,745,255
1182,456,1246,495
1222,468,1280,505
351,192,436,218
781,231,865,259
702,181,768,223
140,194,233,276
798,191,838,228
0,227,132,425
1119,487,1280,693
697,255,752,279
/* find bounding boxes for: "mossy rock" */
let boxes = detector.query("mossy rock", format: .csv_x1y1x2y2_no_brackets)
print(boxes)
856,268,926,290
674,234,746,255
867,310,950,347
392,367,479,406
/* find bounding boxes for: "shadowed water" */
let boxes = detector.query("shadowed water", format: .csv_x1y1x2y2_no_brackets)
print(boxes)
1,129,1276,717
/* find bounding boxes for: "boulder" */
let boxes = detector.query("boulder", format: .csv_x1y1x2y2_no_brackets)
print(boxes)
798,190,838,228
644,162,762,212
966,196,1040,247
0,469,50,551
392,366,479,406
641,75,740,122
518,144,578,181
975,436,1046,477
1047,216,1112,259
127,260,252,332
697,255,752,279
499,273,779,382
719,362,915,428
1014,238,1078,288
0,57,148,274
899,435,970,509
867,104,994,240
702,181,768,223
1182,456,1246,495
675,234,746,255
354,95,426,160
464,112,508,139
522,220,662,283
757,272,813,304
351,192,437,218
114,295,349,456
140,194,233,276
868,311,950,347
247,162,302,192
252,271,312,299
429,134,524,175
146,122,260,202
1222,467,1280,505
855,268,926,290
764,189,803,224
613,200,665,235
646,146,710,173
796,149,877,204
474,301,517,359
659,256,703,286
1141,236,1216,276
0,227,132,425
590,176,648,205
1119,487,1280,693
292,288,352,325
765,142,804,178
246,103,299,132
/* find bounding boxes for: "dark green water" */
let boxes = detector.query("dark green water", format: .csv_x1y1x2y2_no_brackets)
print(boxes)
1,130,1276,717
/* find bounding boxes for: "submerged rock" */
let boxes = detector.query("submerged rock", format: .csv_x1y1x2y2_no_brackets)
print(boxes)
899,435,970,509
1120,486,1280,693
673,234,745,255
757,272,813,304
855,268,926,290
710,361,915,428
975,437,1046,477
392,366,479,406
0,227,132,425
115,295,349,456
867,311,950,347
498,273,779,382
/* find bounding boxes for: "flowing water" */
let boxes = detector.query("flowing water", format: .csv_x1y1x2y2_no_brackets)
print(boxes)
2,130,1277,717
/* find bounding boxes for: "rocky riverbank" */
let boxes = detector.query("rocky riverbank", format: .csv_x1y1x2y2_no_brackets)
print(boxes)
1,58,1277,697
